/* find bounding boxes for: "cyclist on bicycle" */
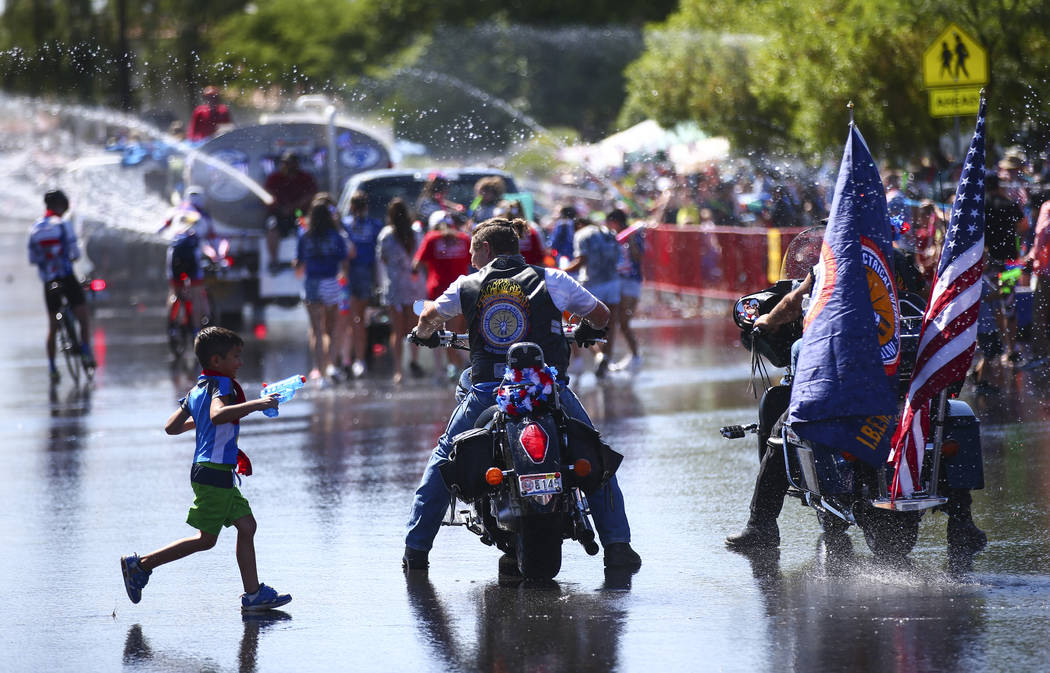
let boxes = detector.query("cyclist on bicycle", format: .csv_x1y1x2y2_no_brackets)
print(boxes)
159,186,220,333
27,189,94,381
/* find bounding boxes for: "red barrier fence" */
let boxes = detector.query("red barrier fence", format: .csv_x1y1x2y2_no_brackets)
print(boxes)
641,224,808,300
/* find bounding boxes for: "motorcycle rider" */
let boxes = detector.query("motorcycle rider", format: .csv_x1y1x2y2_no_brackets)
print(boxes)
403,217,641,572
725,255,987,558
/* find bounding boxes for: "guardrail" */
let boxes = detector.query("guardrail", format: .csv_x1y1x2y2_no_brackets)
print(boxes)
641,224,808,300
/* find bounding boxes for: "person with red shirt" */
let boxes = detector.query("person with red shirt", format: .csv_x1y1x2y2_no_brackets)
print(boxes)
264,152,318,273
187,86,232,142
498,199,548,266
412,210,472,380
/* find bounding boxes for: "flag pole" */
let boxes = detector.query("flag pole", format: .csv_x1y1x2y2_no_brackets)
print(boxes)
847,100,854,125
925,389,949,496
925,88,985,500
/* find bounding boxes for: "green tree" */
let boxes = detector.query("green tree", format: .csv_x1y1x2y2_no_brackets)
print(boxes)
0,0,109,100
366,23,646,156
622,0,1050,161
0,0,678,144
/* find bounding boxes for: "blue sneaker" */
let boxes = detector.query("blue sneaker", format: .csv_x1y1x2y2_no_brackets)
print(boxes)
241,583,292,612
121,554,151,604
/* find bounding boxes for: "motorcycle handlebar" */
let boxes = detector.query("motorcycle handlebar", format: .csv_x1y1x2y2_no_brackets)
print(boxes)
406,330,469,350
407,326,606,350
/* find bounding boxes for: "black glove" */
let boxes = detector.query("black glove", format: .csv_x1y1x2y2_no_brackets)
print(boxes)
574,323,606,347
408,328,440,348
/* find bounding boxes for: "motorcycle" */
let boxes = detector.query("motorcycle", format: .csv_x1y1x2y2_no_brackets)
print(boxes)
410,330,622,581
721,227,985,560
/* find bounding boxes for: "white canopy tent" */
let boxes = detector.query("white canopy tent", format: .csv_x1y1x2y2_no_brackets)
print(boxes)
558,120,729,172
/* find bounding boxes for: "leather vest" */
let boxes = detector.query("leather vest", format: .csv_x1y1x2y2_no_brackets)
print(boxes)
460,255,569,383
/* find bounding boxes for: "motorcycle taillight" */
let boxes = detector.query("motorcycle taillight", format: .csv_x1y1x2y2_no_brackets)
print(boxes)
519,422,549,463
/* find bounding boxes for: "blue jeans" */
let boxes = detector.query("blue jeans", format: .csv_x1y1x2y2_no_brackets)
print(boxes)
405,378,632,552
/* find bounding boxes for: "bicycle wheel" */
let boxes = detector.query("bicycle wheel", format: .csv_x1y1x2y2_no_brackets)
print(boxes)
168,298,193,359
57,308,82,385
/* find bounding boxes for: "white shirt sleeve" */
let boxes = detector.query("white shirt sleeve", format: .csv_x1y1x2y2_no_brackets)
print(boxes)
432,274,466,319
544,268,598,316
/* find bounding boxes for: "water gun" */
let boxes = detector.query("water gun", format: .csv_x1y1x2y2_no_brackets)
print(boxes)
998,260,1025,296
260,374,306,417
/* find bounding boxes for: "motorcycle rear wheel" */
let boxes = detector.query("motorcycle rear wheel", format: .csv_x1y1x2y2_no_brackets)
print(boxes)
856,505,921,564
515,514,564,580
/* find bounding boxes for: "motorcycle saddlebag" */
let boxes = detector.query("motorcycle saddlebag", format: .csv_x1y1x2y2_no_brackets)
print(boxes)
941,399,984,490
440,427,494,503
563,417,624,495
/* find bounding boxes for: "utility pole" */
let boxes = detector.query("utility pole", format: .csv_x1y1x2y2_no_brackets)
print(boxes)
117,0,132,110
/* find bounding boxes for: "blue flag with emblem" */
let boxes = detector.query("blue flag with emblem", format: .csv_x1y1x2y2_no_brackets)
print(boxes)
787,123,899,466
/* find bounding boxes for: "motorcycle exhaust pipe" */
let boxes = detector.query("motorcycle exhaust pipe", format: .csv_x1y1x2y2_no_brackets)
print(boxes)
572,489,600,556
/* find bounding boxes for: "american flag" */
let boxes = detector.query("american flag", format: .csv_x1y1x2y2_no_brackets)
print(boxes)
890,96,987,497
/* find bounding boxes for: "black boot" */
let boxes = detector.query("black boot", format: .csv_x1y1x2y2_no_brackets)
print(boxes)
402,546,430,571
726,519,780,550
603,542,642,571
945,488,987,554
498,552,521,577
728,426,789,551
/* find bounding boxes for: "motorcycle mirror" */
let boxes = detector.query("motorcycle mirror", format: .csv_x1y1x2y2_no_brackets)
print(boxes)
413,299,426,316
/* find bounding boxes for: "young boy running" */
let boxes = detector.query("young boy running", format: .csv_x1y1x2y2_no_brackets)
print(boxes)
120,326,291,612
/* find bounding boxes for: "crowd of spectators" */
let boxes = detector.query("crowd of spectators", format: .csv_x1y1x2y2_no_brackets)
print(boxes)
548,145,1050,237
543,143,1050,391
159,88,1050,388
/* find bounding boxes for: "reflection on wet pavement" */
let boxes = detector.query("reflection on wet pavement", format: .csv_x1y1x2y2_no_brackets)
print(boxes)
5,210,1050,672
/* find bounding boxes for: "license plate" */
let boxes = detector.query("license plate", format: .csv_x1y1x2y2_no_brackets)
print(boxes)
518,472,562,496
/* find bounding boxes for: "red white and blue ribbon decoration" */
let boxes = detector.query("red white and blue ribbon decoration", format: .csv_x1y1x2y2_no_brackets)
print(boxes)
495,365,559,416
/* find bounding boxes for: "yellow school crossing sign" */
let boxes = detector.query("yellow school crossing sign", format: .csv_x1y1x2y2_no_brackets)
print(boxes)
923,23,987,117
923,23,987,88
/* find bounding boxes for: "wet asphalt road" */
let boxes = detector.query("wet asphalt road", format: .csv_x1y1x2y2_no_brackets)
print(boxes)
4,207,1050,673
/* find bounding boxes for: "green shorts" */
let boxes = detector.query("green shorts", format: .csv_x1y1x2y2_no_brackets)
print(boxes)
186,482,253,536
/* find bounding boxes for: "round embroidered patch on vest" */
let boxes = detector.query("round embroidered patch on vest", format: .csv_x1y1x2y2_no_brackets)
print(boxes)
482,301,527,347
479,278,529,349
